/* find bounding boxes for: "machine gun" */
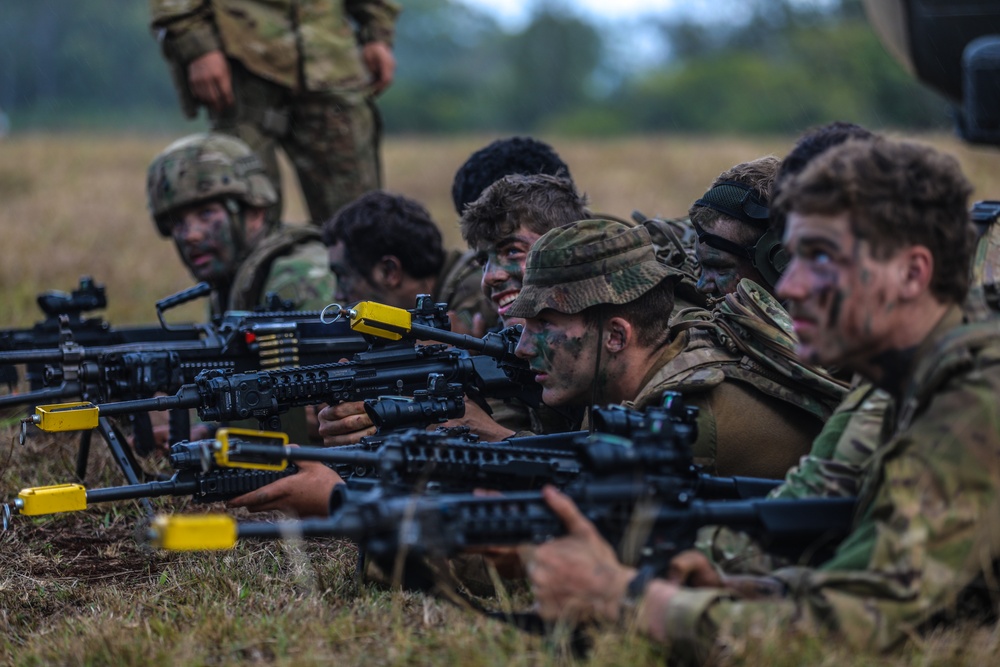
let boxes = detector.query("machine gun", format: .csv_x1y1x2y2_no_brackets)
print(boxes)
21,319,540,443
0,277,207,393
155,485,854,563
1,428,305,529
196,393,763,496
2,284,373,485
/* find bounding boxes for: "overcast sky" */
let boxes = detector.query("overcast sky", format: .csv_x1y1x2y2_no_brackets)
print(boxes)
455,0,840,28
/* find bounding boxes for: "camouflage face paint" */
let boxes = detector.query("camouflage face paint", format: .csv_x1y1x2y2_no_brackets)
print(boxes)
481,226,542,323
514,310,598,407
694,218,769,298
779,211,905,373
695,241,763,298
171,201,240,284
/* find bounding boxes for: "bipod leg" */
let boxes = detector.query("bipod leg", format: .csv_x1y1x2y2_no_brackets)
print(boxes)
98,416,154,515
75,429,92,482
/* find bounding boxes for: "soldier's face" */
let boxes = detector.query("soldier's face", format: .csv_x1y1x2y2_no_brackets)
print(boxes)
328,241,389,306
695,217,767,298
480,226,543,326
514,309,599,407
170,201,240,283
778,211,906,370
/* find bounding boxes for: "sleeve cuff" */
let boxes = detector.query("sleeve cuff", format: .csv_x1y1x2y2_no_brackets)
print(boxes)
662,587,734,646
169,25,223,64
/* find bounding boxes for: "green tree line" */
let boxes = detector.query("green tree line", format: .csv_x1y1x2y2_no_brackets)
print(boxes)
0,0,949,135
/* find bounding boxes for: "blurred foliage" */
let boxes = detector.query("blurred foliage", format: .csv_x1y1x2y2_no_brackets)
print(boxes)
0,0,950,135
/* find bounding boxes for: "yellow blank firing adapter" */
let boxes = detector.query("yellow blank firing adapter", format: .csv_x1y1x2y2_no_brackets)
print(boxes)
149,514,238,551
31,402,100,432
214,428,289,471
349,301,413,340
17,484,88,516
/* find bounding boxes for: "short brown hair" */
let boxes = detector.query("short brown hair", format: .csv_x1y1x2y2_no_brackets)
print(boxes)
460,173,590,250
774,138,975,304
689,156,780,245
582,279,675,348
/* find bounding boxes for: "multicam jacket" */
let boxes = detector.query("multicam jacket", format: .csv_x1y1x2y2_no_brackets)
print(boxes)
151,0,401,115
225,225,336,314
663,307,1000,661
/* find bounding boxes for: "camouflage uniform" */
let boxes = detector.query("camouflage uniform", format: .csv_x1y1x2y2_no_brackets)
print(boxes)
698,381,890,575
150,0,400,224
147,133,336,318
663,307,1000,661
507,221,845,479
227,224,336,314
148,133,334,443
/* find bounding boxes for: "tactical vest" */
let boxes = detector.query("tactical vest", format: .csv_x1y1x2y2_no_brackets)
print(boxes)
229,225,324,311
632,279,848,422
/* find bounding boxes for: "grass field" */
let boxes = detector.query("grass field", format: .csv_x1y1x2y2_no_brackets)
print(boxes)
2,132,1000,665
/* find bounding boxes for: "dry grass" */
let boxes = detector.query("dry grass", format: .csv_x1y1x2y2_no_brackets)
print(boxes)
4,131,999,327
2,133,1000,665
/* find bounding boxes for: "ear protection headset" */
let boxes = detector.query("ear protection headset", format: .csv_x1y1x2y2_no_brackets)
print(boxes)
692,181,789,289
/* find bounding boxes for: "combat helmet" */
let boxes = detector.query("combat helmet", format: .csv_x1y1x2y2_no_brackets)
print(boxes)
146,133,277,237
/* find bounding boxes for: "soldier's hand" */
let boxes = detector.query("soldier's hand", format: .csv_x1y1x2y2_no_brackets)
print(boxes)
441,396,515,442
666,550,722,588
188,50,234,113
521,486,636,624
362,41,395,95
318,400,377,445
228,458,343,517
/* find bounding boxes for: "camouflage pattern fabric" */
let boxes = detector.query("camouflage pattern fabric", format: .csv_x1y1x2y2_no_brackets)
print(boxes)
505,219,683,319
624,279,848,478
663,307,1000,661
150,0,399,95
697,382,890,576
434,249,498,335
212,62,381,225
626,330,825,479
146,132,278,236
680,279,849,422
769,382,888,500
150,0,399,224
964,218,1000,321
226,225,336,314
635,213,709,318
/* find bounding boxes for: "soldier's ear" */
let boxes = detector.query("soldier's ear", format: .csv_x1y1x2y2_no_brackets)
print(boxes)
604,317,633,353
373,255,403,288
899,245,934,300
242,207,267,244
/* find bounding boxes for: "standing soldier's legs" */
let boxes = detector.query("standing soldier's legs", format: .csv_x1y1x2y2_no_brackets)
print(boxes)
211,61,288,225
284,93,381,225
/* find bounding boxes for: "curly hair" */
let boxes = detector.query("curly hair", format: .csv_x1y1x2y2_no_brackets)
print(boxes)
770,122,876,229
689,156,780,245
460,173,590,251
451,136,573,216
773,138,975,303
322,191,444,280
